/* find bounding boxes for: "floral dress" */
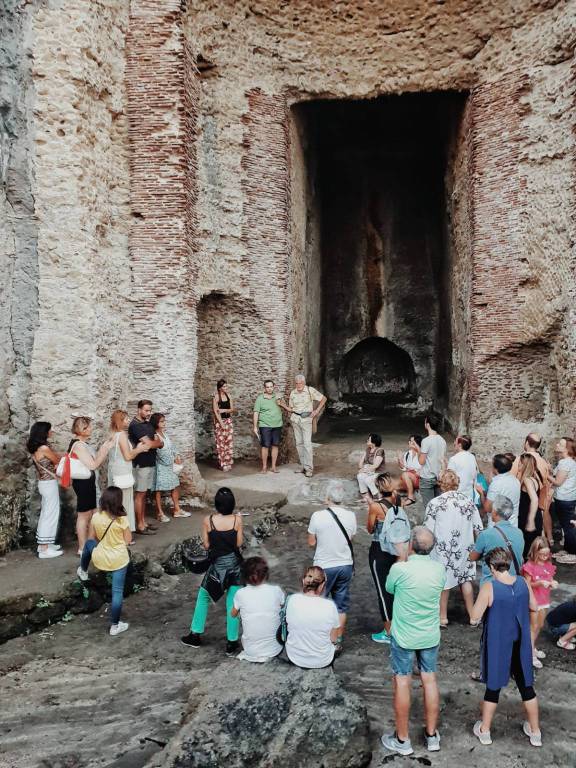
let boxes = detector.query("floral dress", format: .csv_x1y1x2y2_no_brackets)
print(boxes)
153,433,179,492
424,490,483,589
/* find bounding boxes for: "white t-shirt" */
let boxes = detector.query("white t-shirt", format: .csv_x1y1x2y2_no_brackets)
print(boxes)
308,507,357,568
285,593,340,669
420,434,447,480
554,457,576,501
403,450,420,473
487,472,520,527
233,583,285,662
447,451,478,499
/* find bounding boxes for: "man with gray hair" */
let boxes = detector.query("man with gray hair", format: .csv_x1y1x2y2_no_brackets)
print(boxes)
288,374,326,478
382,526,446,756
308,480,357,651
470,494,524,582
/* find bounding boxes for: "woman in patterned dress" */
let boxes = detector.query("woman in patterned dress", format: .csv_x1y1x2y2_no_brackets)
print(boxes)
150,413,190,522
424,469,483,626
212,379,235,472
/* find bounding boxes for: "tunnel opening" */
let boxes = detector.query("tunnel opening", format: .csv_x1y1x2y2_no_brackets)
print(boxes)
290,91,471,425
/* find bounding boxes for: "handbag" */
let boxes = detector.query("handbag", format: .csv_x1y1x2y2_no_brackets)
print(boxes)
111,434,134,489
172,461,184,476
56,441,91,487
275,595,292,646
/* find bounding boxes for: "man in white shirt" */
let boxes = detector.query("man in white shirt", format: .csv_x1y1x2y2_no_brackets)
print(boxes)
288,373,327,478
447,435,478,500
483,453,520,527
308,480,356,649
412,414,447,508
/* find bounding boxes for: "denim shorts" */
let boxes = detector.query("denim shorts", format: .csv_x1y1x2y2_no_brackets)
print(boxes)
547,622,570,639
259,426,282,448
323,564,354,613
390,635,439,675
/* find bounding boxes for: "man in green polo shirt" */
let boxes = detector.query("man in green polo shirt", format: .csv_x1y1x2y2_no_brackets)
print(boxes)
252,380,289,473
382,527,446,757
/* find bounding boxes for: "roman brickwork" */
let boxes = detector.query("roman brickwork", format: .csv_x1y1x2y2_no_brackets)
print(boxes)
1,0,575,550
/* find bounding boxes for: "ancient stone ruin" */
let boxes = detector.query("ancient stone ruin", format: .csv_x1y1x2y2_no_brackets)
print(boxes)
1,0,575,551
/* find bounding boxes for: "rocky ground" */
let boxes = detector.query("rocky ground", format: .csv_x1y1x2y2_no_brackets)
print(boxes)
1,418,575,767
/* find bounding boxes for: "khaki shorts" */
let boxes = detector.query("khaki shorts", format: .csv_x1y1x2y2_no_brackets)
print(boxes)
134,466,154,492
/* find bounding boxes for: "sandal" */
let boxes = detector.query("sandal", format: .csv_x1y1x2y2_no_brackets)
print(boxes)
137,528,156,536
173,511,192,518
403,498,416,506
440,619,449,628
557,638,576,650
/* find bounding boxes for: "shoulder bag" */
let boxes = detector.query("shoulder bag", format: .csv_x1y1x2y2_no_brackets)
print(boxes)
56,440,91,486
111,434,134,489
327,507,354,570
276,594,292,646
493,524,521,575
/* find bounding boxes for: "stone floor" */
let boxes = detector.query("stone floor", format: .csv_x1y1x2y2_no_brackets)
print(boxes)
1,417,575,767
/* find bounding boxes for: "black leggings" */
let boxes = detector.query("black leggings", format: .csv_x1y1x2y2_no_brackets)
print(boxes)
368,543,396,623
484,639,536,703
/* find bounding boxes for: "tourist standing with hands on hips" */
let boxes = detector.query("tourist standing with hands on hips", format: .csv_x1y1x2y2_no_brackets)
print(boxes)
108,409,151,540
150,412,189,522
27,422,63,559
68,416,113,555
288,374,327,478
128,400,164,536
253,380,288,473
213,378,234,472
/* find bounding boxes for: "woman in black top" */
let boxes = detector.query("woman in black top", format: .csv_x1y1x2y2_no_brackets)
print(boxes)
212,379,235,472
181,487,244,654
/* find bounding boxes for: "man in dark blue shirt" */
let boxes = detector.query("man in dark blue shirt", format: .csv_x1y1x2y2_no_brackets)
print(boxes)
128,399,163,534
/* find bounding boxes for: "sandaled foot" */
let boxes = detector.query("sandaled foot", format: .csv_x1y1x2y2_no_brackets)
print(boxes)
440,619,449,628
271,468,279,473
260,468,268,474
157,514,171,523
173,511,192,518
403,497,416,506
557,638,576,650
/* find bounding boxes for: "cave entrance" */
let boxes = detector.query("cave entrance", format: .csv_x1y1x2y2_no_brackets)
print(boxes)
289,92,470,424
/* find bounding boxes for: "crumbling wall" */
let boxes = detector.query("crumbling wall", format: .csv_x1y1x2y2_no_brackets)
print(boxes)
0,1,38,551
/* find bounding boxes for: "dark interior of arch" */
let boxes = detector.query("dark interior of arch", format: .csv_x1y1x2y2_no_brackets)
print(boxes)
339,337,417,409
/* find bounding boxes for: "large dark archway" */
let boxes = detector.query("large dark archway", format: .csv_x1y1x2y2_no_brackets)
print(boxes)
338,337,417,411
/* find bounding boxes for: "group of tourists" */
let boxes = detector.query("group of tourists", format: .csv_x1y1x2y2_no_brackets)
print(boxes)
213,374,326,477
24,394,576,753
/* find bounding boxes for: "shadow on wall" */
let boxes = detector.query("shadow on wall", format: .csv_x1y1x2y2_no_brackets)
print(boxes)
337,336,417,413
194,292,274,462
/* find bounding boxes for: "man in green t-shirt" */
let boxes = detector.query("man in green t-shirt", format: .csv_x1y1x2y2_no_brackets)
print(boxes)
382,527,446,756
252,380,290,473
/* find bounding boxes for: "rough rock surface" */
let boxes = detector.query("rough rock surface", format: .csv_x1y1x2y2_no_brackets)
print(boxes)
147,662,371,768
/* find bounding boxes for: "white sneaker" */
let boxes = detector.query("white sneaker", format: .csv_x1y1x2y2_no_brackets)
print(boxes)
473,720,492,745
532,656,543,669
38,549,63,559
523,721,542,747
110,621,129,636
76,566,89,582
535,649,546,659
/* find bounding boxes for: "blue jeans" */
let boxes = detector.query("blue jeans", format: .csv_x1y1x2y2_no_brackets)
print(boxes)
390,635,439,676
554,499,576,554
81,539,128,625
323,564,354,613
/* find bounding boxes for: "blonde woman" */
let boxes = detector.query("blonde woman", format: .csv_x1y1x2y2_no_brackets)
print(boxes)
109,409,151,539
517,453,543,559
68,416,113,554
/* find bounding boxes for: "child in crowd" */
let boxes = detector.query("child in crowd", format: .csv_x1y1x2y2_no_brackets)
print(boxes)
521,537,558,668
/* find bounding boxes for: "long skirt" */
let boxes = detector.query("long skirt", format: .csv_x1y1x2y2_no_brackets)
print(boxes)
215,419,234,471
36,479,61,545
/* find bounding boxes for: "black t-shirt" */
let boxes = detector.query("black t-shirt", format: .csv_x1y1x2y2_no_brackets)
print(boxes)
547,599,576,627
128,418,156,467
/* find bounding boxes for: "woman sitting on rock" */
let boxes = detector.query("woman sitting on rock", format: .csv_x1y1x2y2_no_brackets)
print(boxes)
285,565,341,669
357,434,386,504
231,556,285,662
181,487,244,655
76,486,133,636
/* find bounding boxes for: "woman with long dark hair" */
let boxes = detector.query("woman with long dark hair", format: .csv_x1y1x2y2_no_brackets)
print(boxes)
212,379,234,472
26,422,62,559
150,412,188,522
76,486,132,636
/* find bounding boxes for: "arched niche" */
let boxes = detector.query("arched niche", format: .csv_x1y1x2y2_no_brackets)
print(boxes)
338,337,417,410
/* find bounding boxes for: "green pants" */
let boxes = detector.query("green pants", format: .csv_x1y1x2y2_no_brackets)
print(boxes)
190,585,240,641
